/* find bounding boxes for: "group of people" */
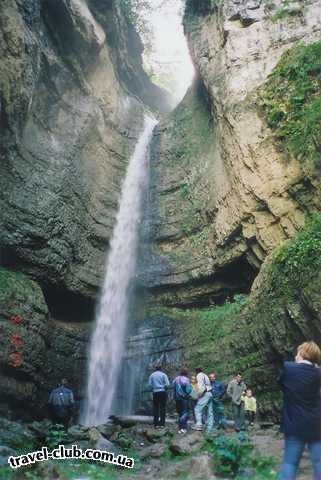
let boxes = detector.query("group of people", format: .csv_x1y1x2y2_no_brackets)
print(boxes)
148,365,257,434
148,341,321,480
47,340,321,480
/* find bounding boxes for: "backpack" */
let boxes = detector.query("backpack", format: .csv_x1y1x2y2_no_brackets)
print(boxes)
174,380,192,400
50,388,73,407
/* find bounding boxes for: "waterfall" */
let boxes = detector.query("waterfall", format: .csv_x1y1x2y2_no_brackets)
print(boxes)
82,115,157,427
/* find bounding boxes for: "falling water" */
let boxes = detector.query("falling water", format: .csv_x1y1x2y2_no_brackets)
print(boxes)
82,115,157,426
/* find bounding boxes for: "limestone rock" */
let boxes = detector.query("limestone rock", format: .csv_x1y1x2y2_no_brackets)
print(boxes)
143,427,172,444
190,454,216,480
170,431,204,455
138,443,167,460
0,445,17,467
67,424,90,441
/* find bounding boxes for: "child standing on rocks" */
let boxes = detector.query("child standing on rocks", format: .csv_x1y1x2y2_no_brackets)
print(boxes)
241,388,257,426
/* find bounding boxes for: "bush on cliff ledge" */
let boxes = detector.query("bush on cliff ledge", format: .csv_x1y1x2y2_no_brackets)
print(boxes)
261,41,321,169
272,213,321,287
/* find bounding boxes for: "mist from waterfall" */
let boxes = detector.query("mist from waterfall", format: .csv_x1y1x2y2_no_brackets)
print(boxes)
82,115,157,427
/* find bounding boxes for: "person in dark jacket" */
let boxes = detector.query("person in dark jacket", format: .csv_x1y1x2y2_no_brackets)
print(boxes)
48,379,75,430
279,341,321,480
173,368,192,434
209,372,227,429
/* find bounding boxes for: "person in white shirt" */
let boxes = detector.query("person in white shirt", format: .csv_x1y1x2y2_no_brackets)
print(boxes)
192,367,214,432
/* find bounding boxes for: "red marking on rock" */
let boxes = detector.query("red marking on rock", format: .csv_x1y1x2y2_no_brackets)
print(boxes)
10,334,23,349
10,315,23,325
8,352,23,368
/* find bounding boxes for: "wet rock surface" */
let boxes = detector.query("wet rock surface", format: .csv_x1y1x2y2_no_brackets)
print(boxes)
0,0,169,415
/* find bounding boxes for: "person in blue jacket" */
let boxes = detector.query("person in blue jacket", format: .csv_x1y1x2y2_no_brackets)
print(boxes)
279,341,321,480
148,364,170,428
173,368,192,434
209,372,227,430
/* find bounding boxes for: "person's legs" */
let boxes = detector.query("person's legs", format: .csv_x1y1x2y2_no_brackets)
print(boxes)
176,399,182,428
232,403,240,430
191,399,197,423
239,403,245,430
307,441,321,480
159,391,167,427
180,398,189,431
206,398,214,433
213,400,226,429
249,411,255,425
153,393,160,427
194,392,211,428
212,399,219,427
280,436,305,480
233,403,245,431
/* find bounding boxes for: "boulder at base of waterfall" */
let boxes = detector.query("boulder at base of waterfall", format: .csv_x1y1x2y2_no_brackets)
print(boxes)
0,417,35,450
138,443,167,460
97,422,120,439
111,432,133,450
28,420,52,442
110,415,138,428
190,454,216,479
88,427,119,453
143,427,172,443
96,437,119,454
169,432,204,455
88,427,103,445
68,424,91,441
0,445,17,467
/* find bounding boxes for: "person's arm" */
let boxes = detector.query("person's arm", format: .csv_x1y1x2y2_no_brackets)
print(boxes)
70,391,75,404
148,374,153,391
164,374,170,389
278,366,285,386
219,382,225,398
253,398,257,413
226,381,233,398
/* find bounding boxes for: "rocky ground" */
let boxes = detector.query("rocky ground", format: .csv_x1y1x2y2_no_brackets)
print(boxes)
0,416,314,479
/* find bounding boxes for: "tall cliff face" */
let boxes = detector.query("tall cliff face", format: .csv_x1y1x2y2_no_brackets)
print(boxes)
140,0,321,415
0,0,170,416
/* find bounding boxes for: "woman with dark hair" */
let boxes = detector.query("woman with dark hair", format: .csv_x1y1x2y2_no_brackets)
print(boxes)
173,367,192,434
279,341,321,479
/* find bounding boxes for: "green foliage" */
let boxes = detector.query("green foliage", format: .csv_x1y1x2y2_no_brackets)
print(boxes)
113,431,133,450
45,424,68,449
273,213,321,286
119,0,152,46
271,0,302,22
260,41,321,168
209,434,253,476
164,295,249,376
205,434,276,478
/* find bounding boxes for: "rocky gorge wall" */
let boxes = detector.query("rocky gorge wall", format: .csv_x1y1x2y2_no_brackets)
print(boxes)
138,0,321,416
0,0,170,417
1,0,321,421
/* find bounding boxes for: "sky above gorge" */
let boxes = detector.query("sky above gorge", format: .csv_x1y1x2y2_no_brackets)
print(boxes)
141,0,195,104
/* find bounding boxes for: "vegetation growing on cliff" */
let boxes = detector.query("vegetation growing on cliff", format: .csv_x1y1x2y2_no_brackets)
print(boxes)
164,81,215,237
155,215,321,417
119,0,152,44
261,42,321,169
273,213,321,287
271,0,303,22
